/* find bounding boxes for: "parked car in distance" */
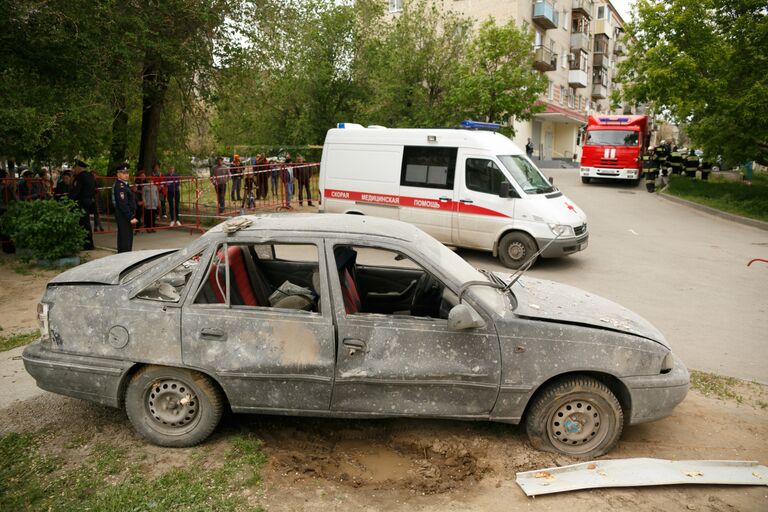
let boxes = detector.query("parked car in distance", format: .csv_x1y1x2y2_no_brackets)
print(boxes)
23,214,688,458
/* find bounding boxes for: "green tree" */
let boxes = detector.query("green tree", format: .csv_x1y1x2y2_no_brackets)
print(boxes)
617,0,768,166
450,18,547,134
356,0,471,127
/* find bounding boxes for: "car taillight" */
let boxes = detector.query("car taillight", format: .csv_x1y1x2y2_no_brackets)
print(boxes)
37,302,49,341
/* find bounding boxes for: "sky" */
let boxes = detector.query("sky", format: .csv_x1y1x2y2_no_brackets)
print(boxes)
612,0,634,22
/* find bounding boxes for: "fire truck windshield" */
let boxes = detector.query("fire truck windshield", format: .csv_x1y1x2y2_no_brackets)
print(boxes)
585,129,639,146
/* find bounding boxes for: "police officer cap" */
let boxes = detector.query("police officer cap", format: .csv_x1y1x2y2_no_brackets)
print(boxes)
115,163,129,173
74,159,88,168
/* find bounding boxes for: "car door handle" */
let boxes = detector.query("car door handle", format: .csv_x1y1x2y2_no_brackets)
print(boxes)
460,199,474,204
201,328,227,341
438,196,452,202
343,338,366,356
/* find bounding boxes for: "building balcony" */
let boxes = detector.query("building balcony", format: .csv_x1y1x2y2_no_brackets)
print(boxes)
568,69,589,88
591,83,608,99
614,42,626,55
533,45,558,71
595,19,611,37
570,32,590,53
593,52,609,69
572,0,593,19
532,0,559,30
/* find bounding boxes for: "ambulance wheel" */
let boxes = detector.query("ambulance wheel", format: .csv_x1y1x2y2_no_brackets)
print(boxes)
499,232,537,269
581,177,591,184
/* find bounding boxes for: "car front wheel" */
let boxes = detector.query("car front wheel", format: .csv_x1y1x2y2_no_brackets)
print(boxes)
125,365,223,447
498,232,538,269
525,376,623,458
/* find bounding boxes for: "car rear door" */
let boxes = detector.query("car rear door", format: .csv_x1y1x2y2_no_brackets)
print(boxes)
181,239,336,413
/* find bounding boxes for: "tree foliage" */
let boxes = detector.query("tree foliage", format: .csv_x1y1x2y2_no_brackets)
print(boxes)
451,18,547,135
617,0,768,165
2,0,555,163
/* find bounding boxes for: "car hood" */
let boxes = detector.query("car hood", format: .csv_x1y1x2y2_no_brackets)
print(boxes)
49,249,175,285
502,274,668,347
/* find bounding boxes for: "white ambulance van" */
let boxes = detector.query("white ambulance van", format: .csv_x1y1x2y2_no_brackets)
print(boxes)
318,122,588,268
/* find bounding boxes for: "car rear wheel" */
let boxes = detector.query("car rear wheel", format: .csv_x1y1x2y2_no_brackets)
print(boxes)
525,376,623,458
498,232,538,269
125,365,223,447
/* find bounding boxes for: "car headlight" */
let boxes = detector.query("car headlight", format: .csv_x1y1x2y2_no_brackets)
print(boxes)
37,302,49,341
661,351,674,374
548,224,575,237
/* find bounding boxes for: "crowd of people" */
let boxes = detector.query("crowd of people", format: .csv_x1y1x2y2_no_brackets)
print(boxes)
642,140,716,182
1,154,319,254
210,152,315,214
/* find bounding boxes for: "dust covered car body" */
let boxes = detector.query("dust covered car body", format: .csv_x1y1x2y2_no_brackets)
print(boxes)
23,214,688,457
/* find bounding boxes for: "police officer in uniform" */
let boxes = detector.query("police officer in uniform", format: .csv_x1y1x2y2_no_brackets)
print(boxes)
112,164,137,253
69,158,96,250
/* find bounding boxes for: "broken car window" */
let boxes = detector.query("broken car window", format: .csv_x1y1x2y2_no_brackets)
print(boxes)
137,252,203,302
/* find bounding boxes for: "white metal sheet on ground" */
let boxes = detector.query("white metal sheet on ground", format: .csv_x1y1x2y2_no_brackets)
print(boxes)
516,458,768,496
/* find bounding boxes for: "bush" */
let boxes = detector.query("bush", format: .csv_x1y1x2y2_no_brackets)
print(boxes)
0,199,86,260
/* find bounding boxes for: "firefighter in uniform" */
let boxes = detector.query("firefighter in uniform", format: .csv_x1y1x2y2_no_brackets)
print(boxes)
684,149,699,178
668,146,683,175
655,142,669,176
112,164,137,253
643,148,657,192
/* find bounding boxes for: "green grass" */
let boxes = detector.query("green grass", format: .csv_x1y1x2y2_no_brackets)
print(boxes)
664,172,768,222
0,432,267,512
0,330,39,352
689,370,743,403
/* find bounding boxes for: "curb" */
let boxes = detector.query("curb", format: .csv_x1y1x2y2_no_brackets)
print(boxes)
658,191,768,231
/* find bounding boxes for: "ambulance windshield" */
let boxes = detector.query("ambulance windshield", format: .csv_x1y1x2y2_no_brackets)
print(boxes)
498,155,554,194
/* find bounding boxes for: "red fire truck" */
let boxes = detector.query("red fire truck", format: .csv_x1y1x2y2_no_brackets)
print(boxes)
579,115,649,184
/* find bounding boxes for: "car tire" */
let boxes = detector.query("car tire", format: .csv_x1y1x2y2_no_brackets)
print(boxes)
498,232,538,269
125,365,223,447
581,177,591,184
525,376,623,458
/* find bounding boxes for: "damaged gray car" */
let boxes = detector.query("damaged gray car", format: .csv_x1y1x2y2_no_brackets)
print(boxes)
23,214,688,458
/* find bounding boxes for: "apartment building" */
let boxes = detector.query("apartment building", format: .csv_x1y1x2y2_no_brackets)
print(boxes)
388,0,628,161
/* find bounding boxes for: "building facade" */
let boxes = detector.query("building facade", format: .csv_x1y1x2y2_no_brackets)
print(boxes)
388,0,629,162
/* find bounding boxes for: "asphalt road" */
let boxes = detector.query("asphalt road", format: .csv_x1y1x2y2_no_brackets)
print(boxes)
455,168,768,384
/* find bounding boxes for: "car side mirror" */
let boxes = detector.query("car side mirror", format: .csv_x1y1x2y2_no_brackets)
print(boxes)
448,304,485,330
499,182,519,199
548,176,554,185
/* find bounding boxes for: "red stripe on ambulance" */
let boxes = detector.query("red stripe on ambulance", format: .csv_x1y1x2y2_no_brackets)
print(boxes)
324,189,510,218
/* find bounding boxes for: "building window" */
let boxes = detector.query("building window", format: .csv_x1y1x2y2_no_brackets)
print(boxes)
597,5,606,19
568,89,575,109
547,80,554,100
389,0,403,13
559,86,565,105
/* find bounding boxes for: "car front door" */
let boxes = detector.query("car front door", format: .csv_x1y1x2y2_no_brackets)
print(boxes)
326,240,501,418
181,239,336,413
455,155,516,250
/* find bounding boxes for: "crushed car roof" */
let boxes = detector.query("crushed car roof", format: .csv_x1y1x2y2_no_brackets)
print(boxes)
205,213,418,242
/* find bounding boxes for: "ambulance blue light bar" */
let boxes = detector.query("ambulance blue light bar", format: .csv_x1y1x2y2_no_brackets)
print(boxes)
460,120,502,131
598,117,630,123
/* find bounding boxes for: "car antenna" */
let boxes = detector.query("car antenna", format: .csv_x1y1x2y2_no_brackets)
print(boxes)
503,232,564,292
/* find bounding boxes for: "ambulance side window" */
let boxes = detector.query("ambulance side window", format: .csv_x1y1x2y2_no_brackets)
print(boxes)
400,146,457,190
465,158,506,195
